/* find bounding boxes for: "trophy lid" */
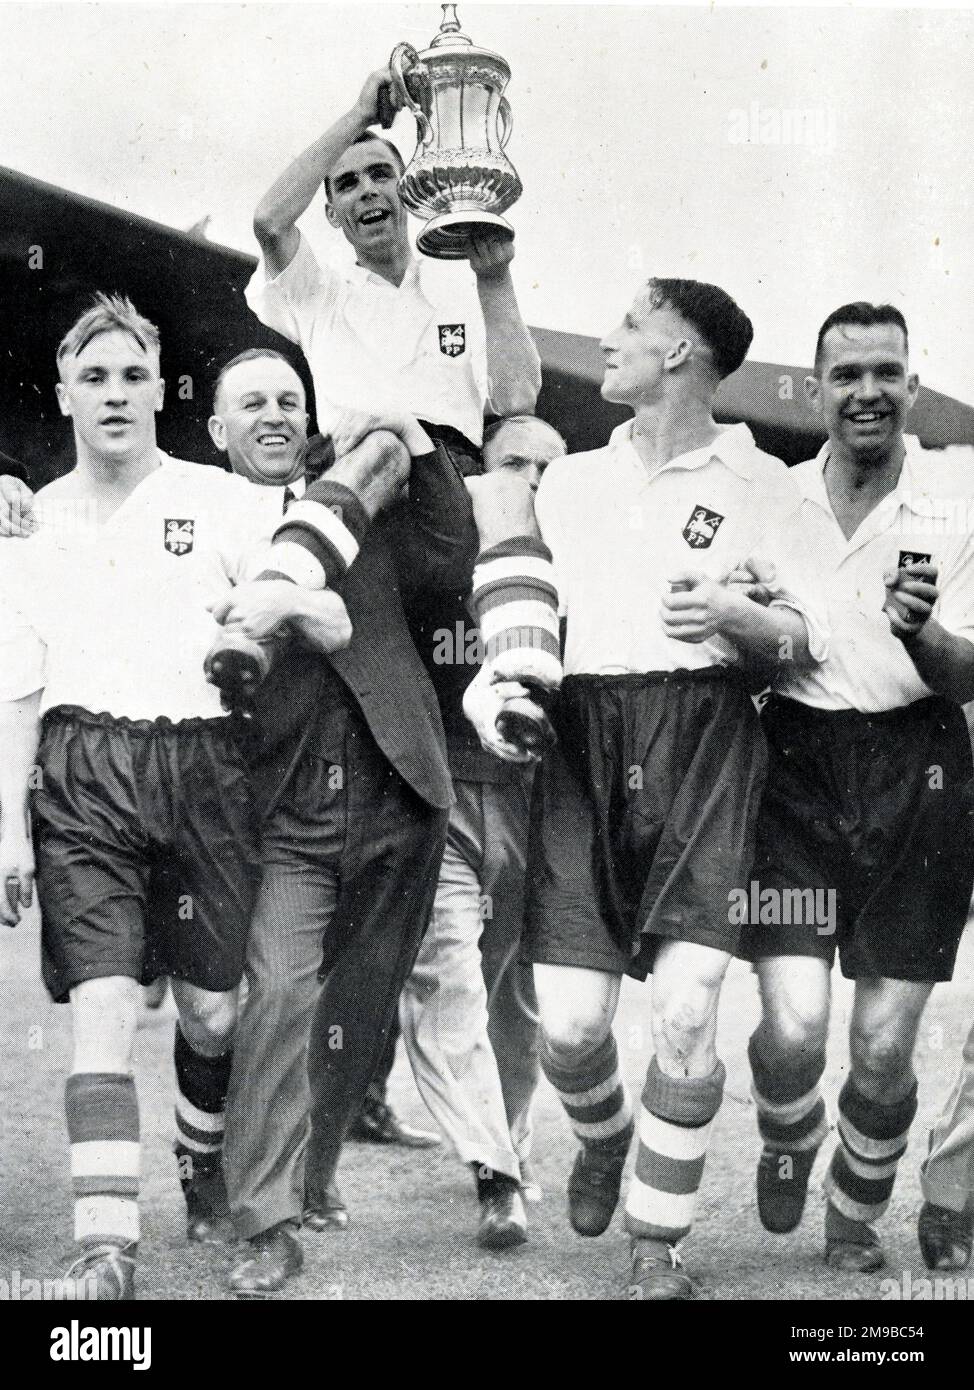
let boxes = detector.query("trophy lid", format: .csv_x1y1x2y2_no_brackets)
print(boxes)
418,3,509,74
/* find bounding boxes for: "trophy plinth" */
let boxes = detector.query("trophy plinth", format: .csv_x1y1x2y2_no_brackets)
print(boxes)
390,5,522,261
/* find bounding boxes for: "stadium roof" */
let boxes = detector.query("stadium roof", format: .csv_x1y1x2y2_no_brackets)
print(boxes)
2,165,971,483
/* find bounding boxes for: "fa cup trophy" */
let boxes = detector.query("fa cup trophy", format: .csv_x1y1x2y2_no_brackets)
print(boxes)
387,4,523,259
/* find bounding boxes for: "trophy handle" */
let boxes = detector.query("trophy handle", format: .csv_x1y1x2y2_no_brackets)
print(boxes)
498,96,514,150
389,42,433,146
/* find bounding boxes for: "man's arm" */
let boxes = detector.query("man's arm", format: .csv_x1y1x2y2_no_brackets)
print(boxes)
208,583,352,654
0,691,41,927
327,410,478,593
0,474,36,538
469,236,542,417
662,570,818,683
253,68,400,277
884,562,974,703
898,621,974,704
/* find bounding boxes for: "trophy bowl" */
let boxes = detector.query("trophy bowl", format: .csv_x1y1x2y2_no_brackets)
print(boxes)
390,5,523,260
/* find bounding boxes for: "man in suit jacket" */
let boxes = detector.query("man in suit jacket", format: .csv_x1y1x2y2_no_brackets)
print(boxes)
204,349,478,1296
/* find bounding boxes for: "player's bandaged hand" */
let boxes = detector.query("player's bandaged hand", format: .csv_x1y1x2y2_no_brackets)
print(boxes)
662,568,734,643
725,556,776,608
331,408,433,461
0,475,37,538
882,562,940,638
0,828,34,927
462,666,540,764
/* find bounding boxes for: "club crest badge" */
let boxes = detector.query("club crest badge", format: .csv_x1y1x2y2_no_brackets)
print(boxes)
164,518,194,556
682,505,725,550
899,550,932,568
438,323,466,357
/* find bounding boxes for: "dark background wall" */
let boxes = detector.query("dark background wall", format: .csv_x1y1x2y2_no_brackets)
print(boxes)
2,166,972,487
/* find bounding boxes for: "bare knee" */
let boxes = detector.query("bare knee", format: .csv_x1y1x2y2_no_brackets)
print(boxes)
761,992,829,1062
535,966,617,1065
176,988,237,1056
543,1013,611,1064
652,981,719,1067
71,975,139,1073
756,960,830,1068
851,1027,913,1090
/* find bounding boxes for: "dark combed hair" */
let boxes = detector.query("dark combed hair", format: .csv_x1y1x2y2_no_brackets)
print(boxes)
645,278,754,381
212,347,295,412
324,132,406,200
814,302,909,372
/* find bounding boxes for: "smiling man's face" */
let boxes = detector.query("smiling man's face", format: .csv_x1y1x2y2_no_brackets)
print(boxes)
809,322,918,463
324,137,409,259
209,355,309,486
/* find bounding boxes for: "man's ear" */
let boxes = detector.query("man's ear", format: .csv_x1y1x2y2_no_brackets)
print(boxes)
906,371,920,411
324,200,340,231
208,415,227,452
804,374,823,414
55,381,71,418
155,377,165,412
663,338,693,372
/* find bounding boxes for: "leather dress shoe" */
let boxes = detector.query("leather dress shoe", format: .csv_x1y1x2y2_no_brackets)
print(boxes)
304,1182,350,1232
229,1223,303,1298
918,1201,974,1272
477,1187,528,1251
348,1098,441,1148
62,1242,137,1301
627,1239,696,1301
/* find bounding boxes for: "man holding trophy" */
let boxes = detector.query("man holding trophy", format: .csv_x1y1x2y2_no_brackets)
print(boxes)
236,10,545,1245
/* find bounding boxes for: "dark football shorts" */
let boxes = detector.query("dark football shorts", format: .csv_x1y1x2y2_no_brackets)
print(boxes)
740,694,974,982
524,670,767,981
33,706,260,1003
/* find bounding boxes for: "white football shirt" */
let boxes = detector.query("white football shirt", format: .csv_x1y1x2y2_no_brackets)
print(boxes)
245,233,490,445
534,419,827,676
0,454,282,721
773,436,974,711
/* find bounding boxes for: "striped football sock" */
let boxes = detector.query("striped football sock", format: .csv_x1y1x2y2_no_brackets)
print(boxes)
823,1077,918,1224
259,480,370,588
748,1034,830,1155
470,537,562,696
624,1057,725,1244
173,1027,232,1188
540,1033,634,1152
65,1072,140,1249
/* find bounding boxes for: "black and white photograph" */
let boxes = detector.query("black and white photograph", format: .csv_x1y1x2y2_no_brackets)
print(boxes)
1,0,973,1341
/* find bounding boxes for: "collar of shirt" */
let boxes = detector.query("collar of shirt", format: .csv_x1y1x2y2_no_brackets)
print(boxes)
802,434,954,526
347,256,425,297
608,418,760,482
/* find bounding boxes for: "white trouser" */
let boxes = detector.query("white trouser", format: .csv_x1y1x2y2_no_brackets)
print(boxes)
922,1013,974,1213
400,775,539,1182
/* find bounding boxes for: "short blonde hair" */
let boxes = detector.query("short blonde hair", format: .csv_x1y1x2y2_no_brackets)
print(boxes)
57,293,161,375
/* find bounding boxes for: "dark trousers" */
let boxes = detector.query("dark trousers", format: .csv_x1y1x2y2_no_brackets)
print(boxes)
225,693,447,1238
